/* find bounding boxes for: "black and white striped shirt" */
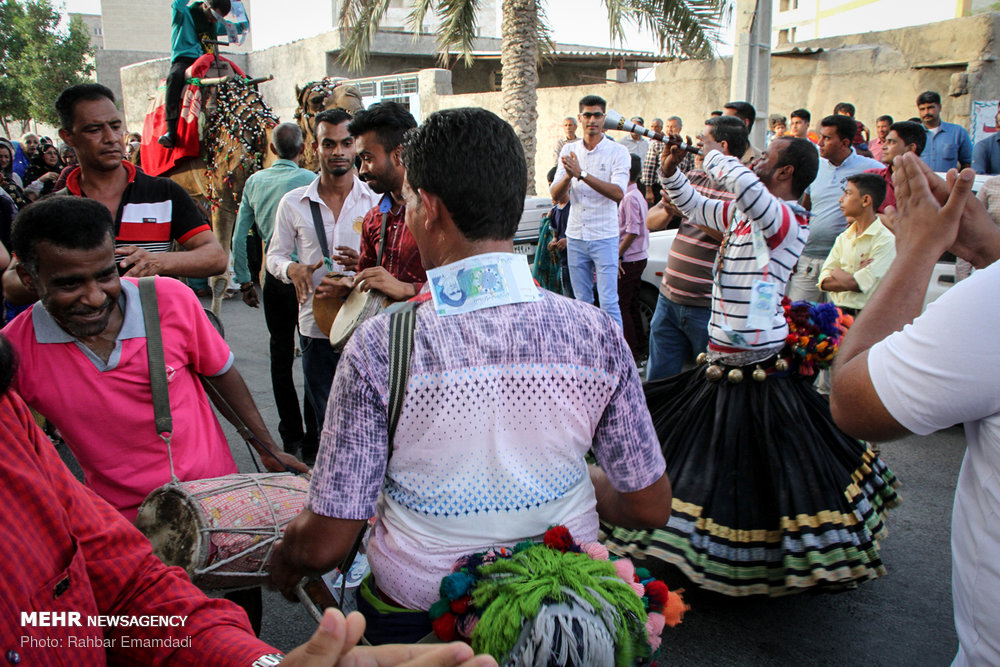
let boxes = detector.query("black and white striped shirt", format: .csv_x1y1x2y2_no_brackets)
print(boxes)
662,150,809,354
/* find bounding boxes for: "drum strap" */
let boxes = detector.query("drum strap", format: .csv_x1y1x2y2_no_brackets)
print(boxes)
137,277,179,483
336,300,418,607
308,200,333,271
376,211,389,268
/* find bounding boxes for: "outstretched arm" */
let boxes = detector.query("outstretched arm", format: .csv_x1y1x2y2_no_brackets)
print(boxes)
831,154,978,441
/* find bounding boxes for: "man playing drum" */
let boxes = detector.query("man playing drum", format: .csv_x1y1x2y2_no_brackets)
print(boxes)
0,331,494,665
320,102,426,303
270,107,671,643
3,196,305,522
265,109,379,465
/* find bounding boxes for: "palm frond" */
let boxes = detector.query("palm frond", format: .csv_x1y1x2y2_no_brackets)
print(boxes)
606,0,728,58
535,1,556,64
407,0,435,35
434,0,481,67
337,0,395,72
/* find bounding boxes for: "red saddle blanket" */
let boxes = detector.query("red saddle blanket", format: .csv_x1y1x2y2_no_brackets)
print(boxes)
141,54,247,177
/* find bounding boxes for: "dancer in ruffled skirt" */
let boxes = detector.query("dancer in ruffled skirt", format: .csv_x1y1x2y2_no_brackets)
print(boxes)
604,120,900,596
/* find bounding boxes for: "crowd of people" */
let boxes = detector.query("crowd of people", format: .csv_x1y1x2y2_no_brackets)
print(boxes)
0,76,997,667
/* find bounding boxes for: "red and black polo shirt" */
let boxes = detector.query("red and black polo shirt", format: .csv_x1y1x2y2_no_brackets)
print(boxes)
65,161,210,253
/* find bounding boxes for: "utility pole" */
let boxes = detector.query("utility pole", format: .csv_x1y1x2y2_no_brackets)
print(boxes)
729,0,772,149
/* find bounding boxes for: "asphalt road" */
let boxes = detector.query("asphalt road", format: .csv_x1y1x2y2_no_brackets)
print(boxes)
58,288,966,665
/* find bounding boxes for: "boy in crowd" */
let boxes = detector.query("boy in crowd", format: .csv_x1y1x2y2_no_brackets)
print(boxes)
818,173,896,315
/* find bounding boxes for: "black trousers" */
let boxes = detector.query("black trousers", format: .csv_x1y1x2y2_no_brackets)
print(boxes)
262,272,316,448
164,57,197,127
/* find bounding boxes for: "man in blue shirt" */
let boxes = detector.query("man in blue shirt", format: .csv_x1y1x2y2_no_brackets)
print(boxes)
159,0,232,148
917,90,972,172
973,107,1000,175
788,114,881,302
233,122,318,456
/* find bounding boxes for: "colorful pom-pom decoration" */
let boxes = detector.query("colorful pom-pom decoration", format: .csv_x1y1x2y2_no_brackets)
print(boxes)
428,526,687,665
781,298,853,376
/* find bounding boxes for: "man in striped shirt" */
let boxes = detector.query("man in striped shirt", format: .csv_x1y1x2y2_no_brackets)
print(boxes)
645,116,742,380
659,127,819,356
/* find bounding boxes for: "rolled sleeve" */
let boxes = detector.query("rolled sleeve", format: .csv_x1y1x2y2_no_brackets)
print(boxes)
868,266,1000,435
609,148,630,197
308,341,387,520
265,195,297,283
590,330,666,492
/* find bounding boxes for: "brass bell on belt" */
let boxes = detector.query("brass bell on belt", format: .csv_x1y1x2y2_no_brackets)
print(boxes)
696,352,708,365
727,368,743,384
706,365,724,382
775,358,789,373
752,366,767,382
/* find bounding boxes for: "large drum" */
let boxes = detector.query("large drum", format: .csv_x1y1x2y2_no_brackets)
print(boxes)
329,285,390,351
135,473,309,590
312,272,348,337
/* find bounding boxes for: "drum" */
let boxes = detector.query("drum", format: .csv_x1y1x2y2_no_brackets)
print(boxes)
329,285,390,351
312,272,348,337
135,473,309,590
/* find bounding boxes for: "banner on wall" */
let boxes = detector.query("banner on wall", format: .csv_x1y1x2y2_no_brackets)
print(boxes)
970,100,999,145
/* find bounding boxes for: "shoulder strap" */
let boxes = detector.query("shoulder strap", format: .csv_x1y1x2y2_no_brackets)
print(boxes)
386,300,417,447
375,211,389,269
137,277,179,483
335,300,418,598
308,200,332,266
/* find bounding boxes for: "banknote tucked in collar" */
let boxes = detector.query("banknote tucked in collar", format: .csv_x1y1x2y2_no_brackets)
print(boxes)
427,252,542,316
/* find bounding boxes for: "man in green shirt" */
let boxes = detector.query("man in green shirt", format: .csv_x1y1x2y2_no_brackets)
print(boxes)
159,0,232,148
233,122,318,455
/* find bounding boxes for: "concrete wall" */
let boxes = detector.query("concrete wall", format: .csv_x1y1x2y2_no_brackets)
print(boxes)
422,13,1000,193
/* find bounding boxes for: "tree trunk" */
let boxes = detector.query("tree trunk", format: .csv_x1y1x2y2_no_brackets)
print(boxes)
500,0,539,195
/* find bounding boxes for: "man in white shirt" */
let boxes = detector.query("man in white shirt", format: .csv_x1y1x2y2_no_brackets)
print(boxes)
551,94,630,328
617,116,650,165
265,109,379,463
831,154,1000,666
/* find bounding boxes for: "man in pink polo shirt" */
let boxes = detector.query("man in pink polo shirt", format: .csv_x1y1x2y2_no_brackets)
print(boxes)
3,196,305,521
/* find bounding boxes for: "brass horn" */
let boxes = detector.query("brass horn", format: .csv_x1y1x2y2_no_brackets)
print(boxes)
603,109,701,155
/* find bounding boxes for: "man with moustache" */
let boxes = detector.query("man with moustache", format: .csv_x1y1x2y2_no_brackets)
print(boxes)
788,114,881,302
917,90,972,172
553,115,579,165
266,109,379,463
329,102,426,303
866,120,927,215
3,197,303,522
3,84,227,304
643,117,666,204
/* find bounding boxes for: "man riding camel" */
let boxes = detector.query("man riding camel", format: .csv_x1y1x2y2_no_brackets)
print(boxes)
159,0,238,149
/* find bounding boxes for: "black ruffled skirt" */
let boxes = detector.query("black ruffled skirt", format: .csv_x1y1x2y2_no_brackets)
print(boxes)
603,361,900,597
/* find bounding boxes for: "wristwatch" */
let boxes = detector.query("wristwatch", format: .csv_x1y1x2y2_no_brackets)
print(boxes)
579,170,589,180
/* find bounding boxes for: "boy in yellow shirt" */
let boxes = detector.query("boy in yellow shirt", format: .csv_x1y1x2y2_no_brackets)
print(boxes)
818,173,896,315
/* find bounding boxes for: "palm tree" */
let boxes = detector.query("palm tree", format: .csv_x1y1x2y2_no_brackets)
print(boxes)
338,0,726,192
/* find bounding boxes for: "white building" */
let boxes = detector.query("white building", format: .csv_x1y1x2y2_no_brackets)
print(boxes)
772,0,985,46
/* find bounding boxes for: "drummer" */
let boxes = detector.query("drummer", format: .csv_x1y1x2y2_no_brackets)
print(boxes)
0,330,494,665
3,196,305,522
265,109,379,465
317,102,426,303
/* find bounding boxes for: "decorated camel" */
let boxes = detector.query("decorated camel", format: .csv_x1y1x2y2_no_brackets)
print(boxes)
293,78,365,172
140,57,279,316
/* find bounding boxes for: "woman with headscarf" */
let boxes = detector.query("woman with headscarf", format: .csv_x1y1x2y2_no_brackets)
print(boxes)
0,139,27,209
23,143,63,200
